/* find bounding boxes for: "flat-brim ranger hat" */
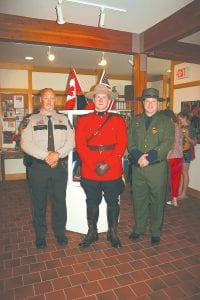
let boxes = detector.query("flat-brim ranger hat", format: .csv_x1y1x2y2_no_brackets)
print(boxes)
85,84,114,100
138,88,164,102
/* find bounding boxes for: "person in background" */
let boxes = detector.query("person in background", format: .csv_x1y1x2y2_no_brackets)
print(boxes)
128,88,174,245
160,110,183,207
21,88,75,249
75,84,127,248
177,112,197,200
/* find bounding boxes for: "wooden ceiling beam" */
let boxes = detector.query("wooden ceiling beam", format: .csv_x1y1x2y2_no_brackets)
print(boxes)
143,0,200,52
0,13,132,54
151,41,200,64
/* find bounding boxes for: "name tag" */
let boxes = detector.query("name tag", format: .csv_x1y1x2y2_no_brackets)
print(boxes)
34,125,47,131
54,125,67,130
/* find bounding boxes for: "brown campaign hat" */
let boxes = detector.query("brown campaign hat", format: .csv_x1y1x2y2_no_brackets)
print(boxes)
138,88,164,102
85,84,114,100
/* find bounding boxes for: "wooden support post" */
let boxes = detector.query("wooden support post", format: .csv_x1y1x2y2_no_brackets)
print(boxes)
133,54,147,115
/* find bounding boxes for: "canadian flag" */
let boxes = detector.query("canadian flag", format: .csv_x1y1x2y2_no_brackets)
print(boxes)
66,69,83,109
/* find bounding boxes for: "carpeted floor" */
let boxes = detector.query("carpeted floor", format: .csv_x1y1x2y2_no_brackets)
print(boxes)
0,180,199,300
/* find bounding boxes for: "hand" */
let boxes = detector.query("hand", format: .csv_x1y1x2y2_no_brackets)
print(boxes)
95,162,110,176
45,151,59,168
138,154,149,168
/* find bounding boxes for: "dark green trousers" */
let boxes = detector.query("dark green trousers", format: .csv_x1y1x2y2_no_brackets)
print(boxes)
29,160,67,240
131,161,168,237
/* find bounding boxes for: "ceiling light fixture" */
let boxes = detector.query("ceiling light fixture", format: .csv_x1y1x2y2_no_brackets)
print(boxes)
98,52,107,66
128,55,134,66
47,46,55,62
56,0,126,26
55,0,65,24
25,56,34,61
98,7,105,27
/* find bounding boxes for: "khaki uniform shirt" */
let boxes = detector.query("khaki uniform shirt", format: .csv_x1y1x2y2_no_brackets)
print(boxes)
21,109,75,160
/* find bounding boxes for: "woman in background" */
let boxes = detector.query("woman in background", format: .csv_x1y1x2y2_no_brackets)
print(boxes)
177,112,197,200
161,110,183,207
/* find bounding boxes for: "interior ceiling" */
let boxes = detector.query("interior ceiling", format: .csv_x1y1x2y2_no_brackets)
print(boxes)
0,0,199,77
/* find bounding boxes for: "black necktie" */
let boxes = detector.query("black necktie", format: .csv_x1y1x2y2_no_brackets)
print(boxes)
47,116,55,151
145,116,152,130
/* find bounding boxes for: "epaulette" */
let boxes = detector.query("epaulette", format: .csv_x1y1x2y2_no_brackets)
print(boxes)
21,114,31,129
56,111,74,129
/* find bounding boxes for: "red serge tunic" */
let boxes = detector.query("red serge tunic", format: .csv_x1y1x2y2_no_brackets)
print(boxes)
75,112,128,181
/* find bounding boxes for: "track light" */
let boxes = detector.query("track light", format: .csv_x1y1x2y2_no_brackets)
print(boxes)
98,7,105,27
47,46,55,62
55,0,126,26
56,1,65,24
128,55,134,66
98,52,107,66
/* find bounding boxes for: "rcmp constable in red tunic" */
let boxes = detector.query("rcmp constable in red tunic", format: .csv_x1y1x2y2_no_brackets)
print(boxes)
21,88,74,249
75,84,128,248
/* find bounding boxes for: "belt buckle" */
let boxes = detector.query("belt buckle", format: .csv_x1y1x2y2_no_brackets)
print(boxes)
99,145,104,153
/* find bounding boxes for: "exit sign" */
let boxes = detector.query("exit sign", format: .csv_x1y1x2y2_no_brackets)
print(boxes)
176,67,190,79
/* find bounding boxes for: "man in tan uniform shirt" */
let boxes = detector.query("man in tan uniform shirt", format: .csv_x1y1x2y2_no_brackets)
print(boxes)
21,88,74,249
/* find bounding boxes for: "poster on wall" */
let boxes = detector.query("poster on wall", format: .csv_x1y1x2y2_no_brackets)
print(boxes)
181,100,200,144
14,95,24,108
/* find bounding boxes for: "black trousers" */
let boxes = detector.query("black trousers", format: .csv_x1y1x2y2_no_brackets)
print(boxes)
29,160,67,239
81,177,125,208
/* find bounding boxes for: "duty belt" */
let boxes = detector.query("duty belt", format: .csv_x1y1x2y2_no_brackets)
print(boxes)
87,144,115,151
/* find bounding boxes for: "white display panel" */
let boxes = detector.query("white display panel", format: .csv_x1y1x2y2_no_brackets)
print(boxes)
62,110,108,234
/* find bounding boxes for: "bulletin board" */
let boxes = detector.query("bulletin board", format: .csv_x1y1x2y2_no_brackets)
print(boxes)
0,93,28,148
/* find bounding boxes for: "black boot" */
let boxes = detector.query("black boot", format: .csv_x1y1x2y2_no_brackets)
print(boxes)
79,207,99,248
107,205,122,248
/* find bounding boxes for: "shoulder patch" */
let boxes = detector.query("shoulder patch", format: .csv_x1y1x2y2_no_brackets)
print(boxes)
21,115,31,129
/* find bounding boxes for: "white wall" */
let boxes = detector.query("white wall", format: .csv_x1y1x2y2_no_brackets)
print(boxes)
32,72,131,95
0,69,28,88
173,86,200,113
173,62,200,191
189,144,200,191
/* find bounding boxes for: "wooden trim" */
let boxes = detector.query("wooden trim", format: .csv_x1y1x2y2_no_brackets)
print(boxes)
0,88,28,93
0,62,131,81
133,54,147,115
0,13,132,54
187,187,200,199
153,41,200,64
0,62,33,70
28,70,33,113
173,80,200,89
32,90,66,95
143,1,200,52
5,173,26,181
162,74,168,110
170,61,175,110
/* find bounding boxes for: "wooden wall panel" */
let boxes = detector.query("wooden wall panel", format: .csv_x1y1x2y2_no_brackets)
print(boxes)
0,13,132,54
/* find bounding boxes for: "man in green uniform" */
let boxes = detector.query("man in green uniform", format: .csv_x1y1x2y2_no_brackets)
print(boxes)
128,88,174,245
21,88,74,249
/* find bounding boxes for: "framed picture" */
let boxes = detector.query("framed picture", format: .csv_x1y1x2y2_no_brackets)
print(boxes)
15,108,24,116
3,131,15,146
2,121,16,131
14,95,24,108
181,100,200,144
